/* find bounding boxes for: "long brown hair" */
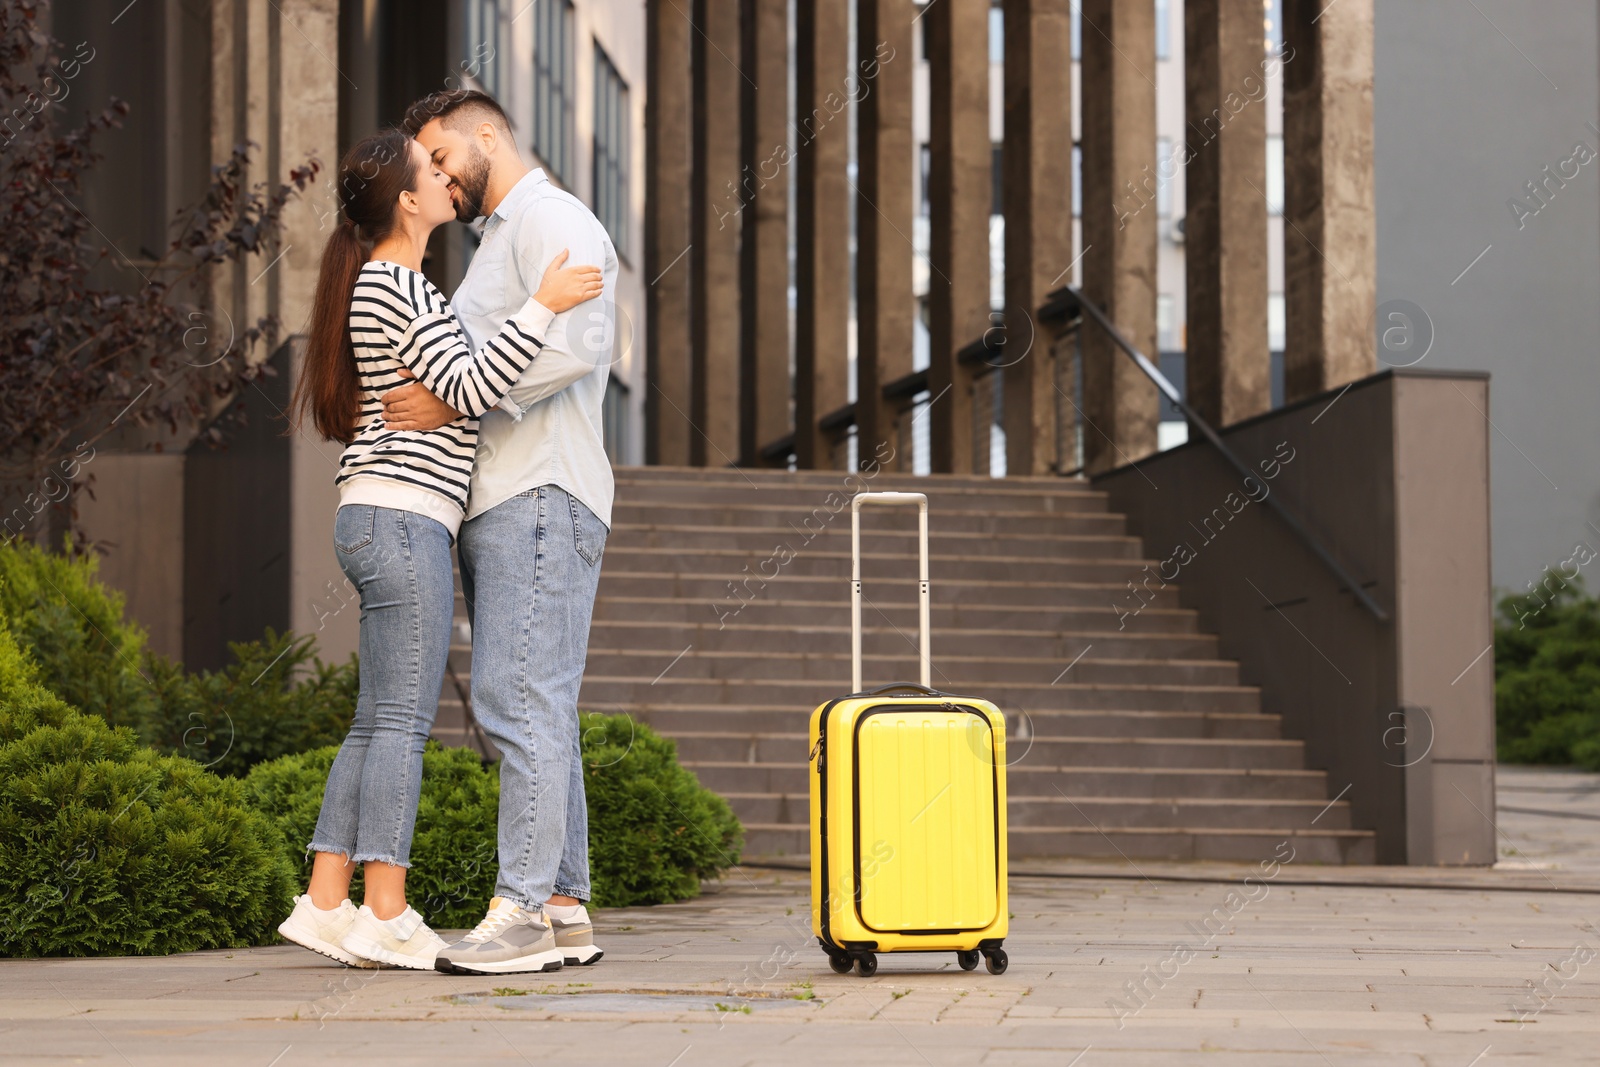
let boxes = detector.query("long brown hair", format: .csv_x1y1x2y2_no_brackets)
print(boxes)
290,129,420,444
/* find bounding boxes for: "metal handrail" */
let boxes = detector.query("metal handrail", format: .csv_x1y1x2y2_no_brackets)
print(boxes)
1058,286,1390,623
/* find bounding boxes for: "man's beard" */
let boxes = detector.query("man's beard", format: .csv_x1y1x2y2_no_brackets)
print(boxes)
452,145,492,222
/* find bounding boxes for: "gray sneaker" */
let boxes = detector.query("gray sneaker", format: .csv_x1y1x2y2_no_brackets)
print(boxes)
435,897,565,975
548,905,604,966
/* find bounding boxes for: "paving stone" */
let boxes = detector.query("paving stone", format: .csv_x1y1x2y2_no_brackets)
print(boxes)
6,772,1600,1063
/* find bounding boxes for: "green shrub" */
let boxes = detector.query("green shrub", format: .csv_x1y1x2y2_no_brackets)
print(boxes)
244,712,743,921
0,623,296,957
0,539,356,776
140,630,358,778
1495,573,1600,767
0,616,76,742
0,539,151,731
580,711,743,908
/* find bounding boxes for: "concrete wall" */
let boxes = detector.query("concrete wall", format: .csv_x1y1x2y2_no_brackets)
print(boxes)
1374,0,1600,595
1095,369,1496,865
73,456,187,662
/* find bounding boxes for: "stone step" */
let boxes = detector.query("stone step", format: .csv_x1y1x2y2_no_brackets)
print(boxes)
624,707,1281,740
615,464,1090,491
582,619,1222,660
423,713,1327,802
684,741,1304,792
613,471,1109,512
578,676,1262,714
668,735,1292,767
588,598,1203,630
598,545,1159,584
610,500,1128,537
588,573,1186,610
606,523,1144,561
681,764,1318,796
575,649,1242,688
738,824,1376,864
718,792,1351,830
613,484,1111,515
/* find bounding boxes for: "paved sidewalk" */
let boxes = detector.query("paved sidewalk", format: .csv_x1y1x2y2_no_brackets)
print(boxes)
4,769,1600,1065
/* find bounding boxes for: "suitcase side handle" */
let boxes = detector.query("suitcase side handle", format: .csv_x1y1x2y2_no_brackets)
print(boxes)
850,492,930,692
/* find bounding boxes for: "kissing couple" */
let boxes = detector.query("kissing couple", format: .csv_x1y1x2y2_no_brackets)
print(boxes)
279,88,615,976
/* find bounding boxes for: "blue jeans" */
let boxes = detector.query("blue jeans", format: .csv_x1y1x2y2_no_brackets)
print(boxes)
458,484,607,908
309,505,454,867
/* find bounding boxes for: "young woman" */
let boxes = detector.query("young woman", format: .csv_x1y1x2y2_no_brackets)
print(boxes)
277,128,601,969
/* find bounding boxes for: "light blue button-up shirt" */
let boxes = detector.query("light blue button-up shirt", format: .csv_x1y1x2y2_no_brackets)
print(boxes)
450,168,617,528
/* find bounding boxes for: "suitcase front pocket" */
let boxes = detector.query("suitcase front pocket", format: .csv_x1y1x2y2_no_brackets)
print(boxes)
853,705,1001,933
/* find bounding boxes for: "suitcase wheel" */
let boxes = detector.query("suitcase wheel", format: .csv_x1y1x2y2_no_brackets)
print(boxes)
983,948,1008,975
827,952,853,974
854,952,879,977
956,949,981,971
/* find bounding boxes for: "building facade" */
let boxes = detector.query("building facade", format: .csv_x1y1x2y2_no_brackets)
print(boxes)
41,0,647,669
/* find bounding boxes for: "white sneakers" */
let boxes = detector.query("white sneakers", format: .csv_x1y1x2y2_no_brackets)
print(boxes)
340,905,450,970
278,894,367,966
279,895,448,970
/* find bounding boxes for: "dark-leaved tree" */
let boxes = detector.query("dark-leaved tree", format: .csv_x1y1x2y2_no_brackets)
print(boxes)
0,1,319,531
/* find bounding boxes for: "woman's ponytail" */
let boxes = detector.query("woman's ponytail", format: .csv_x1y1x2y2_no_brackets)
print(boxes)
292,218,364,443
288,129,419,444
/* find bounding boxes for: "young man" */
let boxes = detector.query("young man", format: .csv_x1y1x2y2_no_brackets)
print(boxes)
386,90,617,975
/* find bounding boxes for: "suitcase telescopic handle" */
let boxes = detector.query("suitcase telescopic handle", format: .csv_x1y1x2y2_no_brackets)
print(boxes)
850,492,931,692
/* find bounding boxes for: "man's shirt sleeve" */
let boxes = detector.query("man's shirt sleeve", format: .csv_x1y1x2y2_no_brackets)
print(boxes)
495,197,611,419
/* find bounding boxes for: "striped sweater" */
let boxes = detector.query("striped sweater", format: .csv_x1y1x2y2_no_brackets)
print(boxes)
333,260,556,537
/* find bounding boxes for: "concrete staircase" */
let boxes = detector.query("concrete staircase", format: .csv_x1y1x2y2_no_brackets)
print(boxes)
437,465,1375,865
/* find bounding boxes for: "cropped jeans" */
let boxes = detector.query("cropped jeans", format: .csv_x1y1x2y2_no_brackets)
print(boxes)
458,484,608,909
309,504,454,867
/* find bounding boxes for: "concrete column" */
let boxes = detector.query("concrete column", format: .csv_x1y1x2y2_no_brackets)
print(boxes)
739,0,791,466
926,0,991,474
645,0,694,465
277,0,351,662
1184,0,1270,427
1001,0,1073,476
1079,0,1158,474
1282,0,1376,401
690,0,743,466
794,0,852,469
855,0,915,470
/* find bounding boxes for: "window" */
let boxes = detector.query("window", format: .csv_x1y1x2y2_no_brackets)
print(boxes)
919,143,931,216
991,143,1003,216
1268,292,1286,351
593,43,630,256
1155,0,1171,60
1264,0,1284,55
603,376,630,464
465,0,502,97
1070,3,1080,61
1157,294,1178,351
532,0,574,181
1072,143,1081,217
988,4,1003,64
1156,137,1173,218
1266,135,1283,216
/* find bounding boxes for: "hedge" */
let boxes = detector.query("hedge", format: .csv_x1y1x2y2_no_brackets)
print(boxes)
0,540,356,776
1496,574,1600,768
0,622,296,957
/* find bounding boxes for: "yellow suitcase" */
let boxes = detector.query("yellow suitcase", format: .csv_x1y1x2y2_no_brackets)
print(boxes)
809,492,1009,977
